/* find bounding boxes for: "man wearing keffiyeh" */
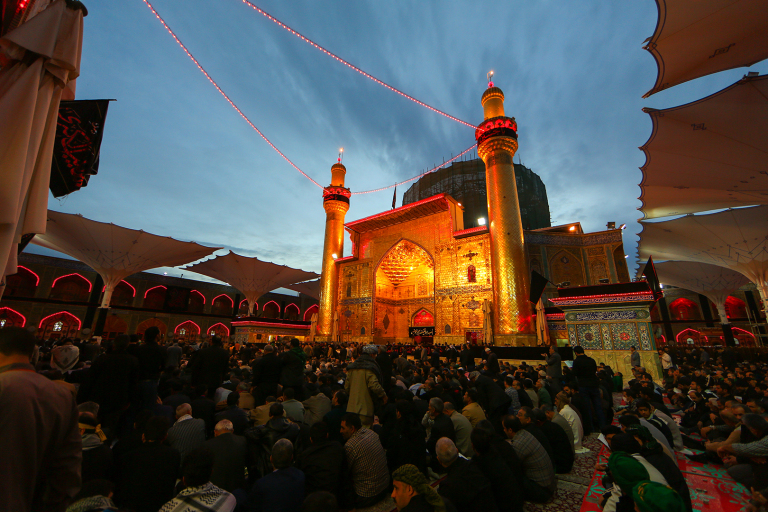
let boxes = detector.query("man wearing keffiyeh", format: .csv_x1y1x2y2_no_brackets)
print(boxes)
391,464,448,512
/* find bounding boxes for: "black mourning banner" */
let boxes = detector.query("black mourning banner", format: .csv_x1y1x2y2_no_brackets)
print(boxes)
530,270,551,304
641,256,662,297
164,286,191,312
409,326,435,337
50,99,110,198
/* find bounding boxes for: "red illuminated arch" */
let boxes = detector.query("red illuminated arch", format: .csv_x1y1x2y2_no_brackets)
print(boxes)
3,266,39,297
0,307,26,328
17,266,40,286
733,327,757,346
102,280,136,296
39,311,82,338
144,285,167,298
190,290,206,304
262,300,280,319
303,304,319,321
676,328,707,346
725,296,748,319
669,298,702,321
284,303,300,320
54,273,92,292
207,322,230,336
412,308,434,326
175,320,201,336
212,294,234,307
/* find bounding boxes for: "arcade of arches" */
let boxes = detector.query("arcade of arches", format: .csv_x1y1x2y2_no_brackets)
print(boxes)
0,254,320,341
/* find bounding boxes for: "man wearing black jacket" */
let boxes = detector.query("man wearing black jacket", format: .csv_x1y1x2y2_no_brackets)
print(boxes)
298,422,344,495
254,344,282,401
571,346,606,429
189,336,230,390
469,371,511,434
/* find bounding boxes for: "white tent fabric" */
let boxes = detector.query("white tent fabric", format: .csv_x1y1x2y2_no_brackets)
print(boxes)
284,279,321,300
535,298,550,346
637,206,768,306
309,312,318,342
639,74,768,219
654,261,751,322
32,210,220,307
482,298,492,345
184,252,319,315
642,0,768,97
0,0,83,295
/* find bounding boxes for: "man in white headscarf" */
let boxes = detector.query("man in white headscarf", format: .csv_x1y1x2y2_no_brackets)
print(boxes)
345,344,388,427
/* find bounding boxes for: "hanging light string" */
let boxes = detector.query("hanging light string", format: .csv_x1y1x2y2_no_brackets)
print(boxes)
141,0,477,195
351,144,476,195
237,0,480,132
140,0,324,189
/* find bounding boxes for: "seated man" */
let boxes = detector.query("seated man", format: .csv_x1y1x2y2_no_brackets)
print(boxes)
116,416,181,512
298,421,344,495
254,402,301,448
470,428,523,512
159,448,236,512
391,464,455,512
250,439,305,512
341,412,390,509
502,416,556,503
281,387,306,424
425,398,455,470
167,403,206,464
530,408,574,474
635,400,674,448
214,392,249,435
436,437,498,512
203,420,248,493
249,396,276,426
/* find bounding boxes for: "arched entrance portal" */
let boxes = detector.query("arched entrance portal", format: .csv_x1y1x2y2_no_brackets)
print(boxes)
373,240,434,343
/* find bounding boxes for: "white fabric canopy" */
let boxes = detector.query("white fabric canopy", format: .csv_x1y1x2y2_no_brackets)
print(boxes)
284,279,321,300
184,252,319,315
639,74,768,219
32,210,220,307
642,0,768,97
638,206,768,306
654,261,751,322
0,0,83,295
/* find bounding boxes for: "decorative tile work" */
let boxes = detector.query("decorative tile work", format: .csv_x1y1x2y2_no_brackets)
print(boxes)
436,284,492,296
549,292,654,307
601,324,612,350
609,323,638,350
524,230,622,246
567,310,638,322
568,325,577,347
576,323,602,349
548,323,567,331
340,297,372,305
638,323,652,351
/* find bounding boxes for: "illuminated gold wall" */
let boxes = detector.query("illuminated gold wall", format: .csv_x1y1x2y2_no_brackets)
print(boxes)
335,210,629,345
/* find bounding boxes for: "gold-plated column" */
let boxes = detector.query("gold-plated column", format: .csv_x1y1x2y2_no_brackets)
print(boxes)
476,86,535,345
317,162,350,338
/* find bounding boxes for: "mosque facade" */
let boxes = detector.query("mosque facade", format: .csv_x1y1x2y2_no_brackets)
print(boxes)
315,84,632,346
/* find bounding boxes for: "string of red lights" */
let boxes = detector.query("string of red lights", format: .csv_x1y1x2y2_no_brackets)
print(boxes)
140,0,324,189
237,0,478,131
141,0,477,196
350,144,477,195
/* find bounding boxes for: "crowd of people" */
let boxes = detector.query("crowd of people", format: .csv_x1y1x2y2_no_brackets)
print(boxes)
0,324,764,512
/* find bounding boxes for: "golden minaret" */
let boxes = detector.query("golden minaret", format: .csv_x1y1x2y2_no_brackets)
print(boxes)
317,158,350,339
475,80,535,345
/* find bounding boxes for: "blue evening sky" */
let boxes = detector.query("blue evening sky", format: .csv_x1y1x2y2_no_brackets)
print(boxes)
32,1,768,285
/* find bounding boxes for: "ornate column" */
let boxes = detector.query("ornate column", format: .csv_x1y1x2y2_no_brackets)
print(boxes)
317,162,350,339
475,85,535,345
